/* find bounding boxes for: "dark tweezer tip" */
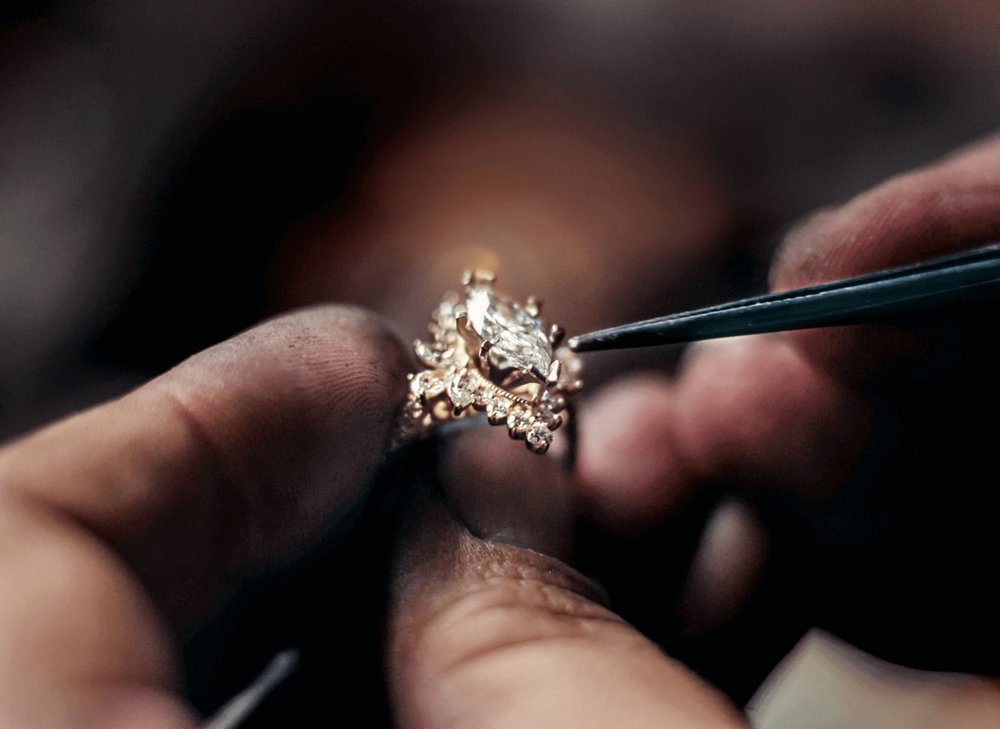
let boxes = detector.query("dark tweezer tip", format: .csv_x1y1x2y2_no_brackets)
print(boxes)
567,334,606,352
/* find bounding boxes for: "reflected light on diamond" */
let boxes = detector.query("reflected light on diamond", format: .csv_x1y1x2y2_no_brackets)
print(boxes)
466,285,552,374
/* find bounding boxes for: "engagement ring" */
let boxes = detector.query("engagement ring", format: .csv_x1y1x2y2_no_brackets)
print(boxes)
394,270,584,454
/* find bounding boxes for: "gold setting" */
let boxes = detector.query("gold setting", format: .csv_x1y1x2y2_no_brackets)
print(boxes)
395,269,583,454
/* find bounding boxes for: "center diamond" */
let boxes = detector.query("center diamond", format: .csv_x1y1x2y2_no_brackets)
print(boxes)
466,285,552,375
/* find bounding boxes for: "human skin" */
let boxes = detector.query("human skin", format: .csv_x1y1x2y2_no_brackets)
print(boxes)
383,130,1000,724
0,306,744,728
575,132,1000,677
0,307,410,726
2,132,999,726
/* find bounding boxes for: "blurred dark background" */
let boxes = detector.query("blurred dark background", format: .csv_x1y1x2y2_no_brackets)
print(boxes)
3,1,1000,725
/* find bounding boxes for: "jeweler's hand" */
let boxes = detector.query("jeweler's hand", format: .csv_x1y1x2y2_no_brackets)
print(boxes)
385,427,748,729
0,306,409,727
574,132,1000,684
0,302,747,729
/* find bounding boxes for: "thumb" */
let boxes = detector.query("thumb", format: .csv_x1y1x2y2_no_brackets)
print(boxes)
387,429,746,729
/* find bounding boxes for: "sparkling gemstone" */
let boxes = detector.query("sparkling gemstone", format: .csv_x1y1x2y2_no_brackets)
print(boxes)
485,397,511,422
533,404,562,429
554,346,584,387
540,390,566,414
435,299,457,328
448,370,476,409
413,340,438,366
474,386,491,407
414,370,447,397
526,424,554,452
506,405,532,434
414,340,456,368
466,285,552,375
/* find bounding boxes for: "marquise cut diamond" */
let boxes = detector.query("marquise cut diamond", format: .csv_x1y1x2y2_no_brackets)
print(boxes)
466,285,552,374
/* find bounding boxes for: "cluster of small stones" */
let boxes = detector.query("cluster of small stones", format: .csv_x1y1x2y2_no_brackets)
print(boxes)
395,280,582,455
400,365,566,453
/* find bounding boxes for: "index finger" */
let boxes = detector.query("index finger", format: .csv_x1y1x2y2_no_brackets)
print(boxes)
774,132,1000,291
771,132,1000,375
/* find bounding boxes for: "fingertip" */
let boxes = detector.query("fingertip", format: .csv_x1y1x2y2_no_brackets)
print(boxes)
202,303,412,417
577,375,693,534
671,335,870,497
174,303,414,541
771,134,1000,295
677,498,769,634
175,302,411,452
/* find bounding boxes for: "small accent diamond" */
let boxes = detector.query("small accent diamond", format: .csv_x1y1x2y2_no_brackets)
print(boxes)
415,370,447,398
526,424,554,453
448,370,476,409
534,404,562,430
485,397,511,423
474,385,491,407
506,405,532,435
540,390,566,413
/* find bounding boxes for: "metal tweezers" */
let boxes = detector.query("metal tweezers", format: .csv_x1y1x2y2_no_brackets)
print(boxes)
568,243,1000,353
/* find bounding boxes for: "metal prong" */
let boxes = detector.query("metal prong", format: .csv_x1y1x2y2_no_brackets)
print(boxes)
477,340,494,375
526,296,542,316
529,365,547,382
463,269,496,288
549,324,565,347
455,308,478,349
545,359,561,386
